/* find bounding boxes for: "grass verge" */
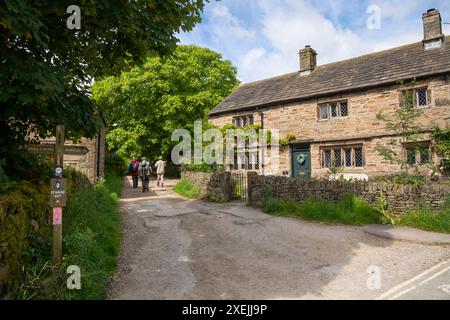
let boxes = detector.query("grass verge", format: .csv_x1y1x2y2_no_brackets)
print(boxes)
263,194,382,225
173,180,200,199
397,209,450,234
17,170,123,299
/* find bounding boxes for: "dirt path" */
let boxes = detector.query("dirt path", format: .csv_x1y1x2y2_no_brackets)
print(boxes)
107,176,450,300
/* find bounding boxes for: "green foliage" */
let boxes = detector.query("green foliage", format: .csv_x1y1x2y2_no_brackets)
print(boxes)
377,191,396,225
1,0,207,155
374,173,425,186
185,163,225,173
263,194,382,225
173,180,200,199
16,170,122,299
279,134,296,147
432,127,450,171
375,81,427,173
0,180,51,297
397,208,450,234
93,45,239,159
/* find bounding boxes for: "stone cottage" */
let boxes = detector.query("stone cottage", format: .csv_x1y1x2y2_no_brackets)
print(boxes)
209,9,450,180
25,125,106,183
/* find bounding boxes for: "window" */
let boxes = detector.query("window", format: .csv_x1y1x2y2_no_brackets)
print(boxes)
415,89,429,107
318,101,349,120
322,145,364,168
229,148,259,171
233,114,254,127
319,105,329,120
401,88,430,108
354,147,363,167
334,149,342,167
344,149,352,167
323,150,332,168
405,143,431,165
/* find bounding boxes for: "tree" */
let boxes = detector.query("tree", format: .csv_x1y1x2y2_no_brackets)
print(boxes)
92,45,239,160
375,82,427,174
0,0,207,155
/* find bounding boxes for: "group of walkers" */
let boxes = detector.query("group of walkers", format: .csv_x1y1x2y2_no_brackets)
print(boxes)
128,156,166,192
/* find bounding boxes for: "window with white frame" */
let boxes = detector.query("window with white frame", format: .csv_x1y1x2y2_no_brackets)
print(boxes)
318,101,349,120
321,145,364,168
415,88,429,107
401,88,430,108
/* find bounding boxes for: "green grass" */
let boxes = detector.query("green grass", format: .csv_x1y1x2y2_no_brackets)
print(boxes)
17,170,123,300
263,194,382,225
173,180,200,199
397,209,450,234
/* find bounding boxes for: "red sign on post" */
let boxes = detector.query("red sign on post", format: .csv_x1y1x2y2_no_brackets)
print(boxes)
53,207,62,225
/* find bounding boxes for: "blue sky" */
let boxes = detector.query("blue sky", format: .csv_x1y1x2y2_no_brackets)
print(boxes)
179,0,450,83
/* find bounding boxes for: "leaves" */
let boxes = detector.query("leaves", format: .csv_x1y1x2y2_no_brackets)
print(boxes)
93,45,239,160
0,0,207,153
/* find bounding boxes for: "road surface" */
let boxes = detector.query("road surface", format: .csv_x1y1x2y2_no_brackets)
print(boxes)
107,177,450,300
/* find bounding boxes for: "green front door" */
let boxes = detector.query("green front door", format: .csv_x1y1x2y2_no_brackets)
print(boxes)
292,145,311,178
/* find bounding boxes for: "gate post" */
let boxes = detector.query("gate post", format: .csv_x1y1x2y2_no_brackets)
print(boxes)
222,171,231,202
247,171,258,205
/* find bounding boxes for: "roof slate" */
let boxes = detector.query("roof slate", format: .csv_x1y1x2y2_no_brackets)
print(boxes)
210,36,450,116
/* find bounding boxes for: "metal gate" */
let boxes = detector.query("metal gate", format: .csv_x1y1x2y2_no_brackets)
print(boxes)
229,172,248,202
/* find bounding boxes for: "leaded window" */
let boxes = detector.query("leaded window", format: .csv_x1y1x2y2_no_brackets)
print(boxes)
318,101,349,120
322,146,364,168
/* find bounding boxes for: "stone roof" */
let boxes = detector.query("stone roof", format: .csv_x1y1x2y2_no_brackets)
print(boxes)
210,36,450,116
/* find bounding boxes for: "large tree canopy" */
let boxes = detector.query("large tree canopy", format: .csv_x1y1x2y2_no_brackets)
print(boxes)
92,45,239,159
0,0,206,154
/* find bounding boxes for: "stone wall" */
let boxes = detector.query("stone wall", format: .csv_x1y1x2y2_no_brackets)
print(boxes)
247,173,450,213
180,171,229,202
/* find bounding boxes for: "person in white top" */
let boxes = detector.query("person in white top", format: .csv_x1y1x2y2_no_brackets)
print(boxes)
154,156,166,188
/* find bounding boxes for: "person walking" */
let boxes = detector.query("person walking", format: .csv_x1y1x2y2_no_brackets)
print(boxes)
128,157,140,189
140,157,151,192
155,156,166,188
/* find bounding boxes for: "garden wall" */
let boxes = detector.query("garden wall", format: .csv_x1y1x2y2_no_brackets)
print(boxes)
180,171,230,202
248,173,450,213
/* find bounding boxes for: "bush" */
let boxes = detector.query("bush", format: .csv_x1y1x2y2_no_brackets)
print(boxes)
263,194,382,225
184,163,224,173
173,180,200,199
0,167,122,300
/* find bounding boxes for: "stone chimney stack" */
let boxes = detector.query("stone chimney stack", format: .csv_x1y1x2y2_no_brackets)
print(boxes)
422,8,444,50
299,45,317,76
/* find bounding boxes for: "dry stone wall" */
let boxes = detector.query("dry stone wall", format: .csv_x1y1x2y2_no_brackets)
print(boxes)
248,173,450,213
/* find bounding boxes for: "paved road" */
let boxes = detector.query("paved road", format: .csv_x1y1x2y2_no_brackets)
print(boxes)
107,177,450,300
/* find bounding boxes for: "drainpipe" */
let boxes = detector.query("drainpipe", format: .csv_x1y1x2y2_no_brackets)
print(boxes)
256,107,265,176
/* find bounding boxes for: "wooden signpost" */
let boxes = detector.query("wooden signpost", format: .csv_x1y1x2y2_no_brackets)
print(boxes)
26,143,88,156
51,125,66,264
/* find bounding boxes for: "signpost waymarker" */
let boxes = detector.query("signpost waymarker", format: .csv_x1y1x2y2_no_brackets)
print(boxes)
52,125,65,264
25,144,89,156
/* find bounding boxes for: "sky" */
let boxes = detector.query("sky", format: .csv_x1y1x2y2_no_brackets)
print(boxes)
179,0,450,83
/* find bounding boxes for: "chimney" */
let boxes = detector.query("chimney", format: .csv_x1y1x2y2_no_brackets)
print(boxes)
299,45,317,76
422,8,444,50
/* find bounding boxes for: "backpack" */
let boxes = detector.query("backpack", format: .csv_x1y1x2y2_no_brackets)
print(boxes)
140,161,149,176
131,162,139,174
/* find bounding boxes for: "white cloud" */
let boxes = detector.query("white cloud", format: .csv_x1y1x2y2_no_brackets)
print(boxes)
210,4,255,40
180,0,448,83
238,0,369,81
238,0,424,82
